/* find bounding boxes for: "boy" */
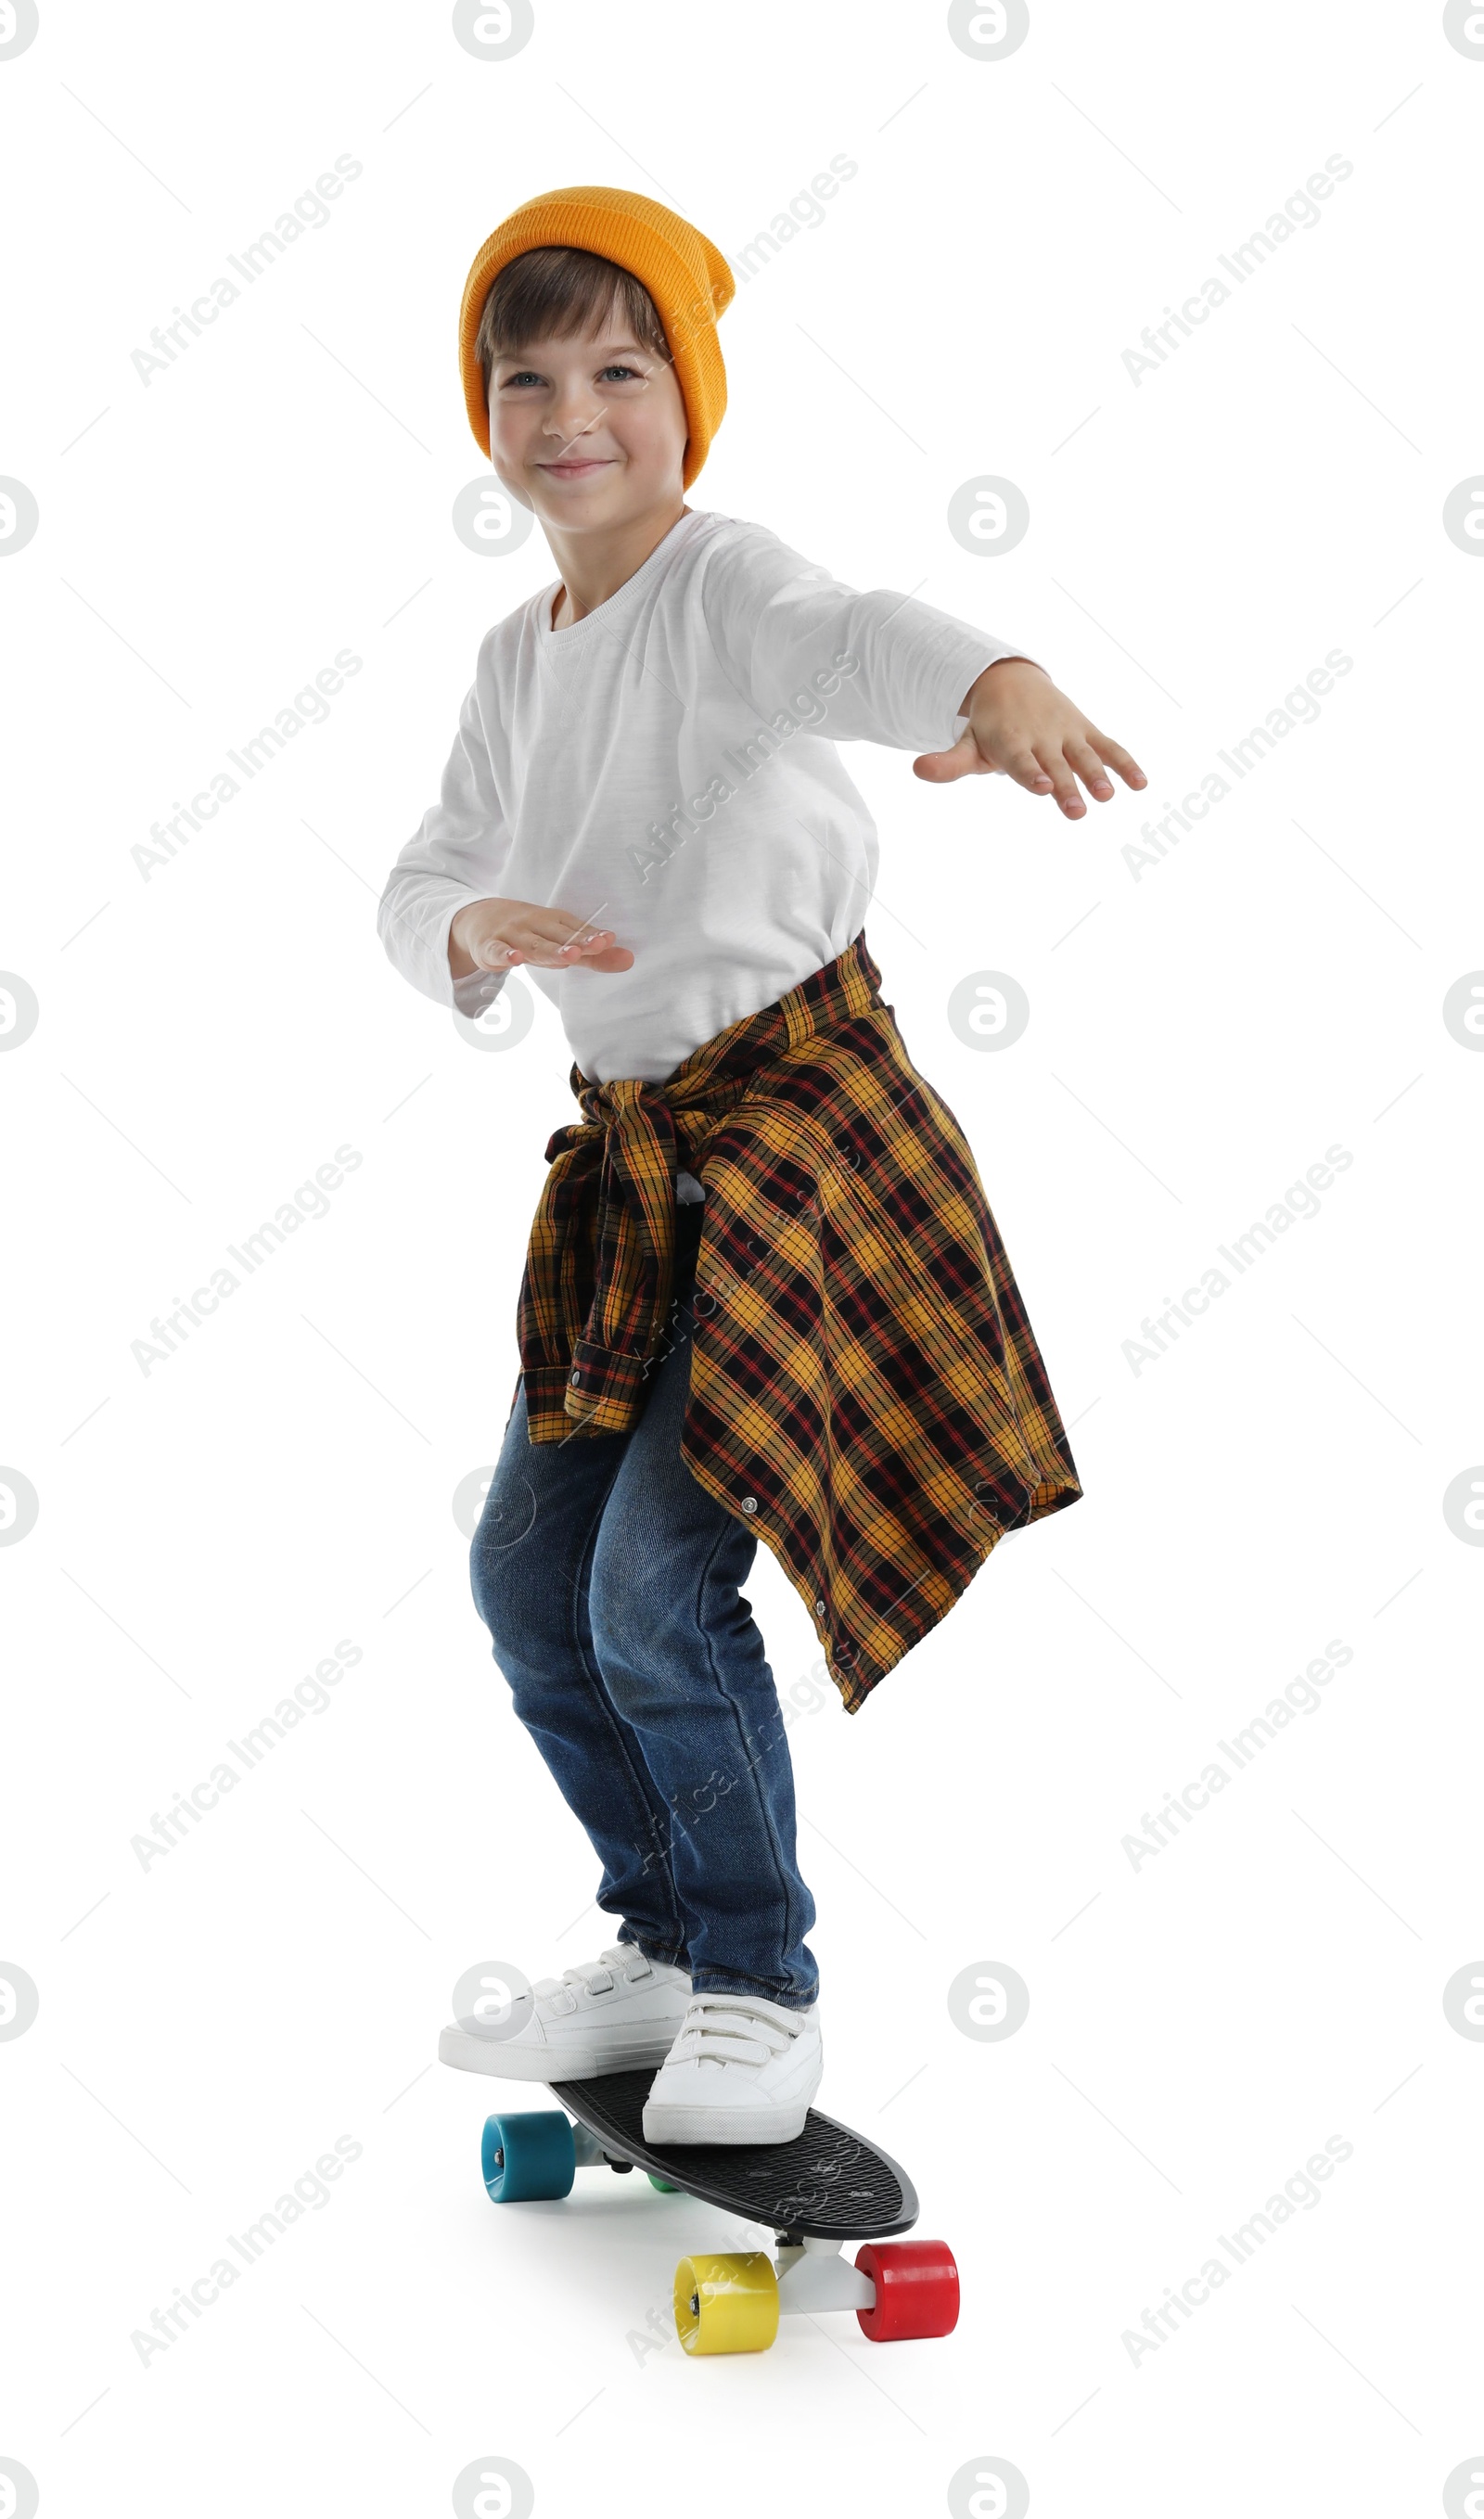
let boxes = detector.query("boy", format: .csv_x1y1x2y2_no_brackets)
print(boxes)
378,186,1145,2145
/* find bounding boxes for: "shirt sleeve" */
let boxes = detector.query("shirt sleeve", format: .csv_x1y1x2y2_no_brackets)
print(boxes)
697,522,1043,755
377,658,514,1016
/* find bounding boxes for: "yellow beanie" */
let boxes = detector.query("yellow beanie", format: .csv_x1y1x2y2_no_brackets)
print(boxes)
458,185,735,490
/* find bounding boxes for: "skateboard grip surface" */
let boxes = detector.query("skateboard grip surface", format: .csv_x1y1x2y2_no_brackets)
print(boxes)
550,2069,917,2240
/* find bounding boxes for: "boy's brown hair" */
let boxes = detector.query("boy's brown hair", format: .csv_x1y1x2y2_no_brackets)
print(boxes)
473,247,673,401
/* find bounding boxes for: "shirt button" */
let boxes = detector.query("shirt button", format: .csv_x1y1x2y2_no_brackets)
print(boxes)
741,1494,757,1515
569,1371,582,1386
814,1599,826,1617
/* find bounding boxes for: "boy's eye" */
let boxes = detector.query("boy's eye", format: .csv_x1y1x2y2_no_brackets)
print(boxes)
498,363,645,389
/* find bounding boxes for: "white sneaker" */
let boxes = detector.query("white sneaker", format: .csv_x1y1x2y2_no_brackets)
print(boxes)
438,1945,692,2082
641,1991,823,2144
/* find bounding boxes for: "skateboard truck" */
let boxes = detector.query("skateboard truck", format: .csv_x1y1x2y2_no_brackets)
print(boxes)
774,2235,876,2313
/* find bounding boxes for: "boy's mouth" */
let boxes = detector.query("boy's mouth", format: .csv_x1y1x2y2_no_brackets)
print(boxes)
537,457,616,479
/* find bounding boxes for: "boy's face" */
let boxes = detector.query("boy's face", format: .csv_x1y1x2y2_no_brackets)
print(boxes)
487,304,688,530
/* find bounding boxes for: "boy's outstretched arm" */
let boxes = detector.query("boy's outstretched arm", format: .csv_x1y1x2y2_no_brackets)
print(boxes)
914,657,1146,819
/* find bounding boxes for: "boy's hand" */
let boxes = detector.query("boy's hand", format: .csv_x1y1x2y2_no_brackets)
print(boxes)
448,897,634,980
913,657,1147,819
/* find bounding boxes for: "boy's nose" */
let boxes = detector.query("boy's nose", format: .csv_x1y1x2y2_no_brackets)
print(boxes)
544,403,602,449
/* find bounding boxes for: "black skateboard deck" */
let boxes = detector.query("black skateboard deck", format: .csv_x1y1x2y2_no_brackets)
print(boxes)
469,2069,957,2350
548,2065,918,2240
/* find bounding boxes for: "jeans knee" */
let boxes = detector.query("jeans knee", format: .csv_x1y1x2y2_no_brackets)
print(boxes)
469,1528,508,1648
470,1501,548,1663
587,1544,697,1720
581,1546,627,1667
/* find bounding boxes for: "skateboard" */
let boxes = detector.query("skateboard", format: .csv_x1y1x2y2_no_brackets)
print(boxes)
472,2065,959,2356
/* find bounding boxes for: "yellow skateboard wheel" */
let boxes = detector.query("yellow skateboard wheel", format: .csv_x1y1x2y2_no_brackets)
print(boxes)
673,2251,779,2355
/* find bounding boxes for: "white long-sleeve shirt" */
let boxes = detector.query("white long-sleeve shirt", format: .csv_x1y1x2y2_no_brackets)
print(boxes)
378,505,1034,1083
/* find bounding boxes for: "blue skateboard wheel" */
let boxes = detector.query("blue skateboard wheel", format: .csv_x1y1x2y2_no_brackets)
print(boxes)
481,2110,576,2203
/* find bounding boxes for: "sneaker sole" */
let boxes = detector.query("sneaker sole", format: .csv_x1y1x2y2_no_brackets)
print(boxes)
640,2101,812,2145
439,2023,682,2081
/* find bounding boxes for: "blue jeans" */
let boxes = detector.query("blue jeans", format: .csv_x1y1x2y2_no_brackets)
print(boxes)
470,1192,819,2010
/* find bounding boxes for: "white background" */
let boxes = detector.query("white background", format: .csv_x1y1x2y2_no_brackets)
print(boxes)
3,2,1482,2512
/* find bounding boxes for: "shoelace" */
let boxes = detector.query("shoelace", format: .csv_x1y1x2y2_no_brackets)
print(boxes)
667,1994,800,2070
531,1944,647,2006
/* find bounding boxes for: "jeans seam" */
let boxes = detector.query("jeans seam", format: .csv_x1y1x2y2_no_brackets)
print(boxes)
687,1512,808,2004
476,1415,687,1956
566,1465,690,1951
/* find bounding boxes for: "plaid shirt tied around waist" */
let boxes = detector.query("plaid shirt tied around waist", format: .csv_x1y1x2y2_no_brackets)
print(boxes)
515,928,1082,1714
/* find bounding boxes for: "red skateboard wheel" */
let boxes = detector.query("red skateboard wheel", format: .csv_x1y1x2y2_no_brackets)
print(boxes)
854,2239,960,2341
